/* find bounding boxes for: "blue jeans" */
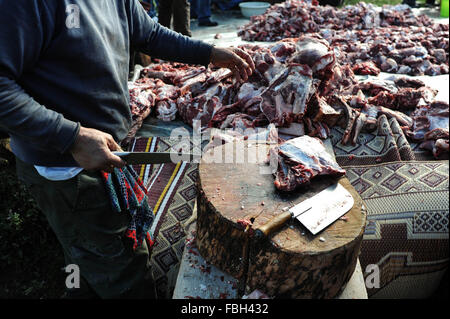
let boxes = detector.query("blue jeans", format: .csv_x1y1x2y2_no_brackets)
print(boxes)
190,0,212,23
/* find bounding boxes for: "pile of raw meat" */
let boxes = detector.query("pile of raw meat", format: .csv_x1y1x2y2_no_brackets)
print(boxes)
127,35,449,172
321,24,448,76
238,0,449,76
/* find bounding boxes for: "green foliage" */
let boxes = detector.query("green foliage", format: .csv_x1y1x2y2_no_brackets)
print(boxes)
0,163,65,298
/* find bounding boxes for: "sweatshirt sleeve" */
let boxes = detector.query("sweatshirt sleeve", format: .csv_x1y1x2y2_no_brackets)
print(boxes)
126,0,213,67
0,0,80,154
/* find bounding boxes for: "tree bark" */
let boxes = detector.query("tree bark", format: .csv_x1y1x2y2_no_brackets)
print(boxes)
196,141,366,298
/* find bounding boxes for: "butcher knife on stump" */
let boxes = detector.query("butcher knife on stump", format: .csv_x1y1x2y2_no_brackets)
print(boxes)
255,183,354,238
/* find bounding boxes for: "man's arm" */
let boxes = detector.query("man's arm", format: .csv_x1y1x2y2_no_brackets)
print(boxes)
0,1,124,172
127,0,213,66
126,0,255,80
0,1,80,155
75,1,254,171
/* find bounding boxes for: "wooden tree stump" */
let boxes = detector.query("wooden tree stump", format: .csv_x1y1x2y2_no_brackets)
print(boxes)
196,141,366,298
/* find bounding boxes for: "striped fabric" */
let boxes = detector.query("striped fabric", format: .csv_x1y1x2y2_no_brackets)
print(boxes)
129,137,190,243
128,136,196,298
101,166,154,250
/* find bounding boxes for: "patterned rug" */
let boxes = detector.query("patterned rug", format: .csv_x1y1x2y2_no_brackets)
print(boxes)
128,136,198,299
331,116,449,298
127,115,448,299
331,115,416,166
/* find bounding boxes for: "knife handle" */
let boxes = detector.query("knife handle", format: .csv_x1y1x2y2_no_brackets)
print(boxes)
254,211,292,239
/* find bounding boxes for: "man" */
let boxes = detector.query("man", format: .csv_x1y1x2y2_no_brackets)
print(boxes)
191,0,218,27
158,0,192,37
0,0,254,298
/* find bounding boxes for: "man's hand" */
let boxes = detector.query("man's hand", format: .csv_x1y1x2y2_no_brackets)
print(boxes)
70,126,126,172
210,47,255,83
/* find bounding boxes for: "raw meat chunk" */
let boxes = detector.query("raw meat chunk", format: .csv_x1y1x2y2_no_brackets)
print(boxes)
273,136,346,192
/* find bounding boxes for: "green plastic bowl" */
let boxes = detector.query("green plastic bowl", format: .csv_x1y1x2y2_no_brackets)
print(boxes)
239,2,270,18
442,0,449,18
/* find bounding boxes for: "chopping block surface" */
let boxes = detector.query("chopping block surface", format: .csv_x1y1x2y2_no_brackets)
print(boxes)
196,141,367,298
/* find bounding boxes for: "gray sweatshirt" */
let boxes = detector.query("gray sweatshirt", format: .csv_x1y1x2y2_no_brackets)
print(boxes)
0,0,213,166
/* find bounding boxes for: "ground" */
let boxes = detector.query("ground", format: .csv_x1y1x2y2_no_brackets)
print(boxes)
0,140,66,298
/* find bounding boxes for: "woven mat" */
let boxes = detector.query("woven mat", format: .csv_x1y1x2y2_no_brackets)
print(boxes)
127,116,448,298
331,116,449,298
128,136,198,299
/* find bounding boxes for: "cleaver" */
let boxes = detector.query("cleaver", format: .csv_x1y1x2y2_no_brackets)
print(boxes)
255,183,354,237
113,151,194,165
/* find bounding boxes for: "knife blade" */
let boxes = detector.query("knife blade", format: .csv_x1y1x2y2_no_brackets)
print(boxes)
255,183,354,237
113,151,194,165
